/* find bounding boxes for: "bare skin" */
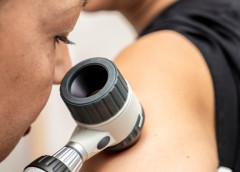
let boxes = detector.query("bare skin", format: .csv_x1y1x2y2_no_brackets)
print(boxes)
0,0,84,161
80,0,219,171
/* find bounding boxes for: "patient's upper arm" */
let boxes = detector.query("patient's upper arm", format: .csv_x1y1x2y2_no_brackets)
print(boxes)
81,31,218,172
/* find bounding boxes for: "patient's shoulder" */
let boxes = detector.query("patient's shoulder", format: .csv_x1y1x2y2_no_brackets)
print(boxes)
116,30,214,112
81,30,218,172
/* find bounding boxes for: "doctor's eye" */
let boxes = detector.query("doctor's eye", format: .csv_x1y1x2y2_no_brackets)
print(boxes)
82,0,88,7
55,35,75,45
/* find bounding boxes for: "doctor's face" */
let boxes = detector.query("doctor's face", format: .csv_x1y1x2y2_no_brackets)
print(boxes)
0,0,84,161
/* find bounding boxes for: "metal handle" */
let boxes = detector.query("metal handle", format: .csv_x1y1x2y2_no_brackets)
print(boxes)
24,146,83,172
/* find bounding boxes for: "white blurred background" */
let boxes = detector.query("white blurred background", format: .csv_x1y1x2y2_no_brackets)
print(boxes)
0,11,231,172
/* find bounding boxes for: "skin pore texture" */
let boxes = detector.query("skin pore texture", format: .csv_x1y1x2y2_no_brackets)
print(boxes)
0,0,83,161
82,0,219,171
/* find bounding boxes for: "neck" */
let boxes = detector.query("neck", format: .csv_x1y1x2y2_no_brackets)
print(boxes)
120,0,176,34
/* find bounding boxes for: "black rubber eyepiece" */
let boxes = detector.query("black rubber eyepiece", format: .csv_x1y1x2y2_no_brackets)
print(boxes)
60,57,128,124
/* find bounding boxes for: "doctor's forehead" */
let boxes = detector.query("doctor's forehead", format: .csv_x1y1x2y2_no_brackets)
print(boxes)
41,0,83,15
38,0,83,28
0,0,83,14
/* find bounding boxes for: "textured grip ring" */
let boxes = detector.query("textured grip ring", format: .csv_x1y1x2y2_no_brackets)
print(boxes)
60,57,128,124
24,156,70,172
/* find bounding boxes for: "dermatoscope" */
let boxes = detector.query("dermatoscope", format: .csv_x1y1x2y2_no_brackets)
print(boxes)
24,57,145,172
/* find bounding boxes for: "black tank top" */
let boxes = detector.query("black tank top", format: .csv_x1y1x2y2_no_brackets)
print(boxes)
139,0,240,170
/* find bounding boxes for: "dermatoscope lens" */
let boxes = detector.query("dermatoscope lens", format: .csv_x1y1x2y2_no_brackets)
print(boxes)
70,65,108,98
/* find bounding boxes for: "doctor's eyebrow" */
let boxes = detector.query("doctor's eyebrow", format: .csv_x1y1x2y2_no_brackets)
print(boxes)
53,0,85,17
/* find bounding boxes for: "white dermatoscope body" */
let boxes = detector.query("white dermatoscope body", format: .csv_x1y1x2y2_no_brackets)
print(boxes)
24,57,145,172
